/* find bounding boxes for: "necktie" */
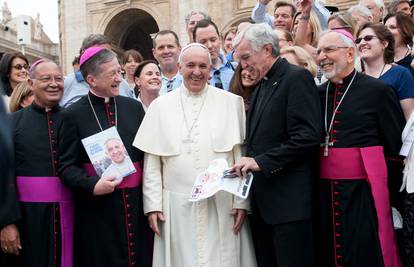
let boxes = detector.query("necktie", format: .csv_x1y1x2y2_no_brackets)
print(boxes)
166,80,173,92
213,70,223,89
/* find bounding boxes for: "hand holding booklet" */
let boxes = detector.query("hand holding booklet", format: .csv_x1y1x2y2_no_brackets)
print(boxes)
189,158,254,202
81,127,136,181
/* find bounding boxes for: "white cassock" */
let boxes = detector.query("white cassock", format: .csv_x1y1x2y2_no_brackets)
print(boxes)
133,85,257,267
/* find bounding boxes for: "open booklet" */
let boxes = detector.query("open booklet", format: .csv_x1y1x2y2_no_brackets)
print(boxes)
189,158,254,202
81,126,136,181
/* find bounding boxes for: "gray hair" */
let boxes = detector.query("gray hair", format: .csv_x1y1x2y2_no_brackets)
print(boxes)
80,49,117,80
348,4,373,18
184,10,211,26
80,34,111,54
178,43,212,65
233,23,280,57
359,0,384,9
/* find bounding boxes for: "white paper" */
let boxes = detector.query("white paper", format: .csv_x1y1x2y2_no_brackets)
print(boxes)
189,159,254,202
400,123,414,156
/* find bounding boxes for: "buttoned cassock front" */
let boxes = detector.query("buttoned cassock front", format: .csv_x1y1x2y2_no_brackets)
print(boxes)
133,85,257,267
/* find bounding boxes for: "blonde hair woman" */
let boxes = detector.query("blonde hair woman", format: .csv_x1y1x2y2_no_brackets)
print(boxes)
9,81,34,112
292,0,322,58
280,46,318,77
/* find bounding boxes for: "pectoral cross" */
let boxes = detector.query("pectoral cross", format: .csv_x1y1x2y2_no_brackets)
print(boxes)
321,135,334,157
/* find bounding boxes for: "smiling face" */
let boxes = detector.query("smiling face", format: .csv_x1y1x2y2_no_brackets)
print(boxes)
179,46,211,93
87,57,122,97
234,37,273,81
273,6,294,31
316,33,355,82
105,139,126,164
9,57,29,88
241,66,259,88
30,61,64,108
135,63,161,94
357,27,386,63
153,33,181,70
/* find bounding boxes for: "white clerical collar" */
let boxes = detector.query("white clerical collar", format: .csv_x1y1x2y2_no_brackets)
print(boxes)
90,89,111,103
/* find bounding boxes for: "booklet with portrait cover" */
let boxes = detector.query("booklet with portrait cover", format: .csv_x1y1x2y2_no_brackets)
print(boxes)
189,158,254,202
81,126,136,181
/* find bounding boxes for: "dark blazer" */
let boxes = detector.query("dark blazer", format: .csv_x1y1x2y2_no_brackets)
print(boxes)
246,58,321,225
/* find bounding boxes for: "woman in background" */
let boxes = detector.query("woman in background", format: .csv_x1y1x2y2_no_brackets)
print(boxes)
357,22,414,120
122,49,144,90
280,46,318,79
384,13,414,75
0,53,29,96
9,82,34,112
133,60,161,111
229,64,259,112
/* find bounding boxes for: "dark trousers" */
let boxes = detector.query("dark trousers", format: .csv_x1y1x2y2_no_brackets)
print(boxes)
250,213,314,267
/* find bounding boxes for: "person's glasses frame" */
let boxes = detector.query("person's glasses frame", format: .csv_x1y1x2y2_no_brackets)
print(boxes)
355,35,378,44
12,64,30,71
316,45,350,56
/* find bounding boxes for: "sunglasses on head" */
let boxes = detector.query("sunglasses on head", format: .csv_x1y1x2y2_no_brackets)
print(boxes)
12,64,30,70
355,35,378,44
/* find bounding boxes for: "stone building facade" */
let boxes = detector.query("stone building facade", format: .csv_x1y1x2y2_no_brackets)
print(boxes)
58,0,359,74
0,3,59,64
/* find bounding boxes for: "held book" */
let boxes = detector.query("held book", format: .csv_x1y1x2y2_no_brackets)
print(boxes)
81,126,136,181
189,158,253,202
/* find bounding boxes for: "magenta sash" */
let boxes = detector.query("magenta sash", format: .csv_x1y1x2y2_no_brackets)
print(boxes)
320,146,401,267
83,162,142,189
16,176,73,267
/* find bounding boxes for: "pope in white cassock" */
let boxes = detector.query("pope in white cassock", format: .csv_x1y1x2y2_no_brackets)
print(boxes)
133,43,257,267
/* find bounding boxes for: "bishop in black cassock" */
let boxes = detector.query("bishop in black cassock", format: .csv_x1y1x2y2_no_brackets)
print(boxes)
1,60,72,267
58,47,150,267
316,31,403,267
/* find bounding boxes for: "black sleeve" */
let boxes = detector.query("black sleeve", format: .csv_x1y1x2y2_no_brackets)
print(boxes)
377,84,405,211
0,107,20,228
377,84,405,157
57,110,99,195
255,69,322,177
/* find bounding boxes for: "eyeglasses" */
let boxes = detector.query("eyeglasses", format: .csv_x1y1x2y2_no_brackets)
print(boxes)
355,35,378,44
12,64,30,70
213,70,223,89
316,45,350,56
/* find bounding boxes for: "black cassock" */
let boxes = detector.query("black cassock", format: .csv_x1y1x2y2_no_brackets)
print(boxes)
58,92,151,267
317,71,404,267
1,103,63,267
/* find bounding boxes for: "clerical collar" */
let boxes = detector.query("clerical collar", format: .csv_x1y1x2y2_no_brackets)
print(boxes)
31,101,60,113
263,57,281,81
88,91,113,104
332,69,357,86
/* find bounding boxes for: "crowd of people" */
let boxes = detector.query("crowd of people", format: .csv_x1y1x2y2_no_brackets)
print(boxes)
1,0,414,266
